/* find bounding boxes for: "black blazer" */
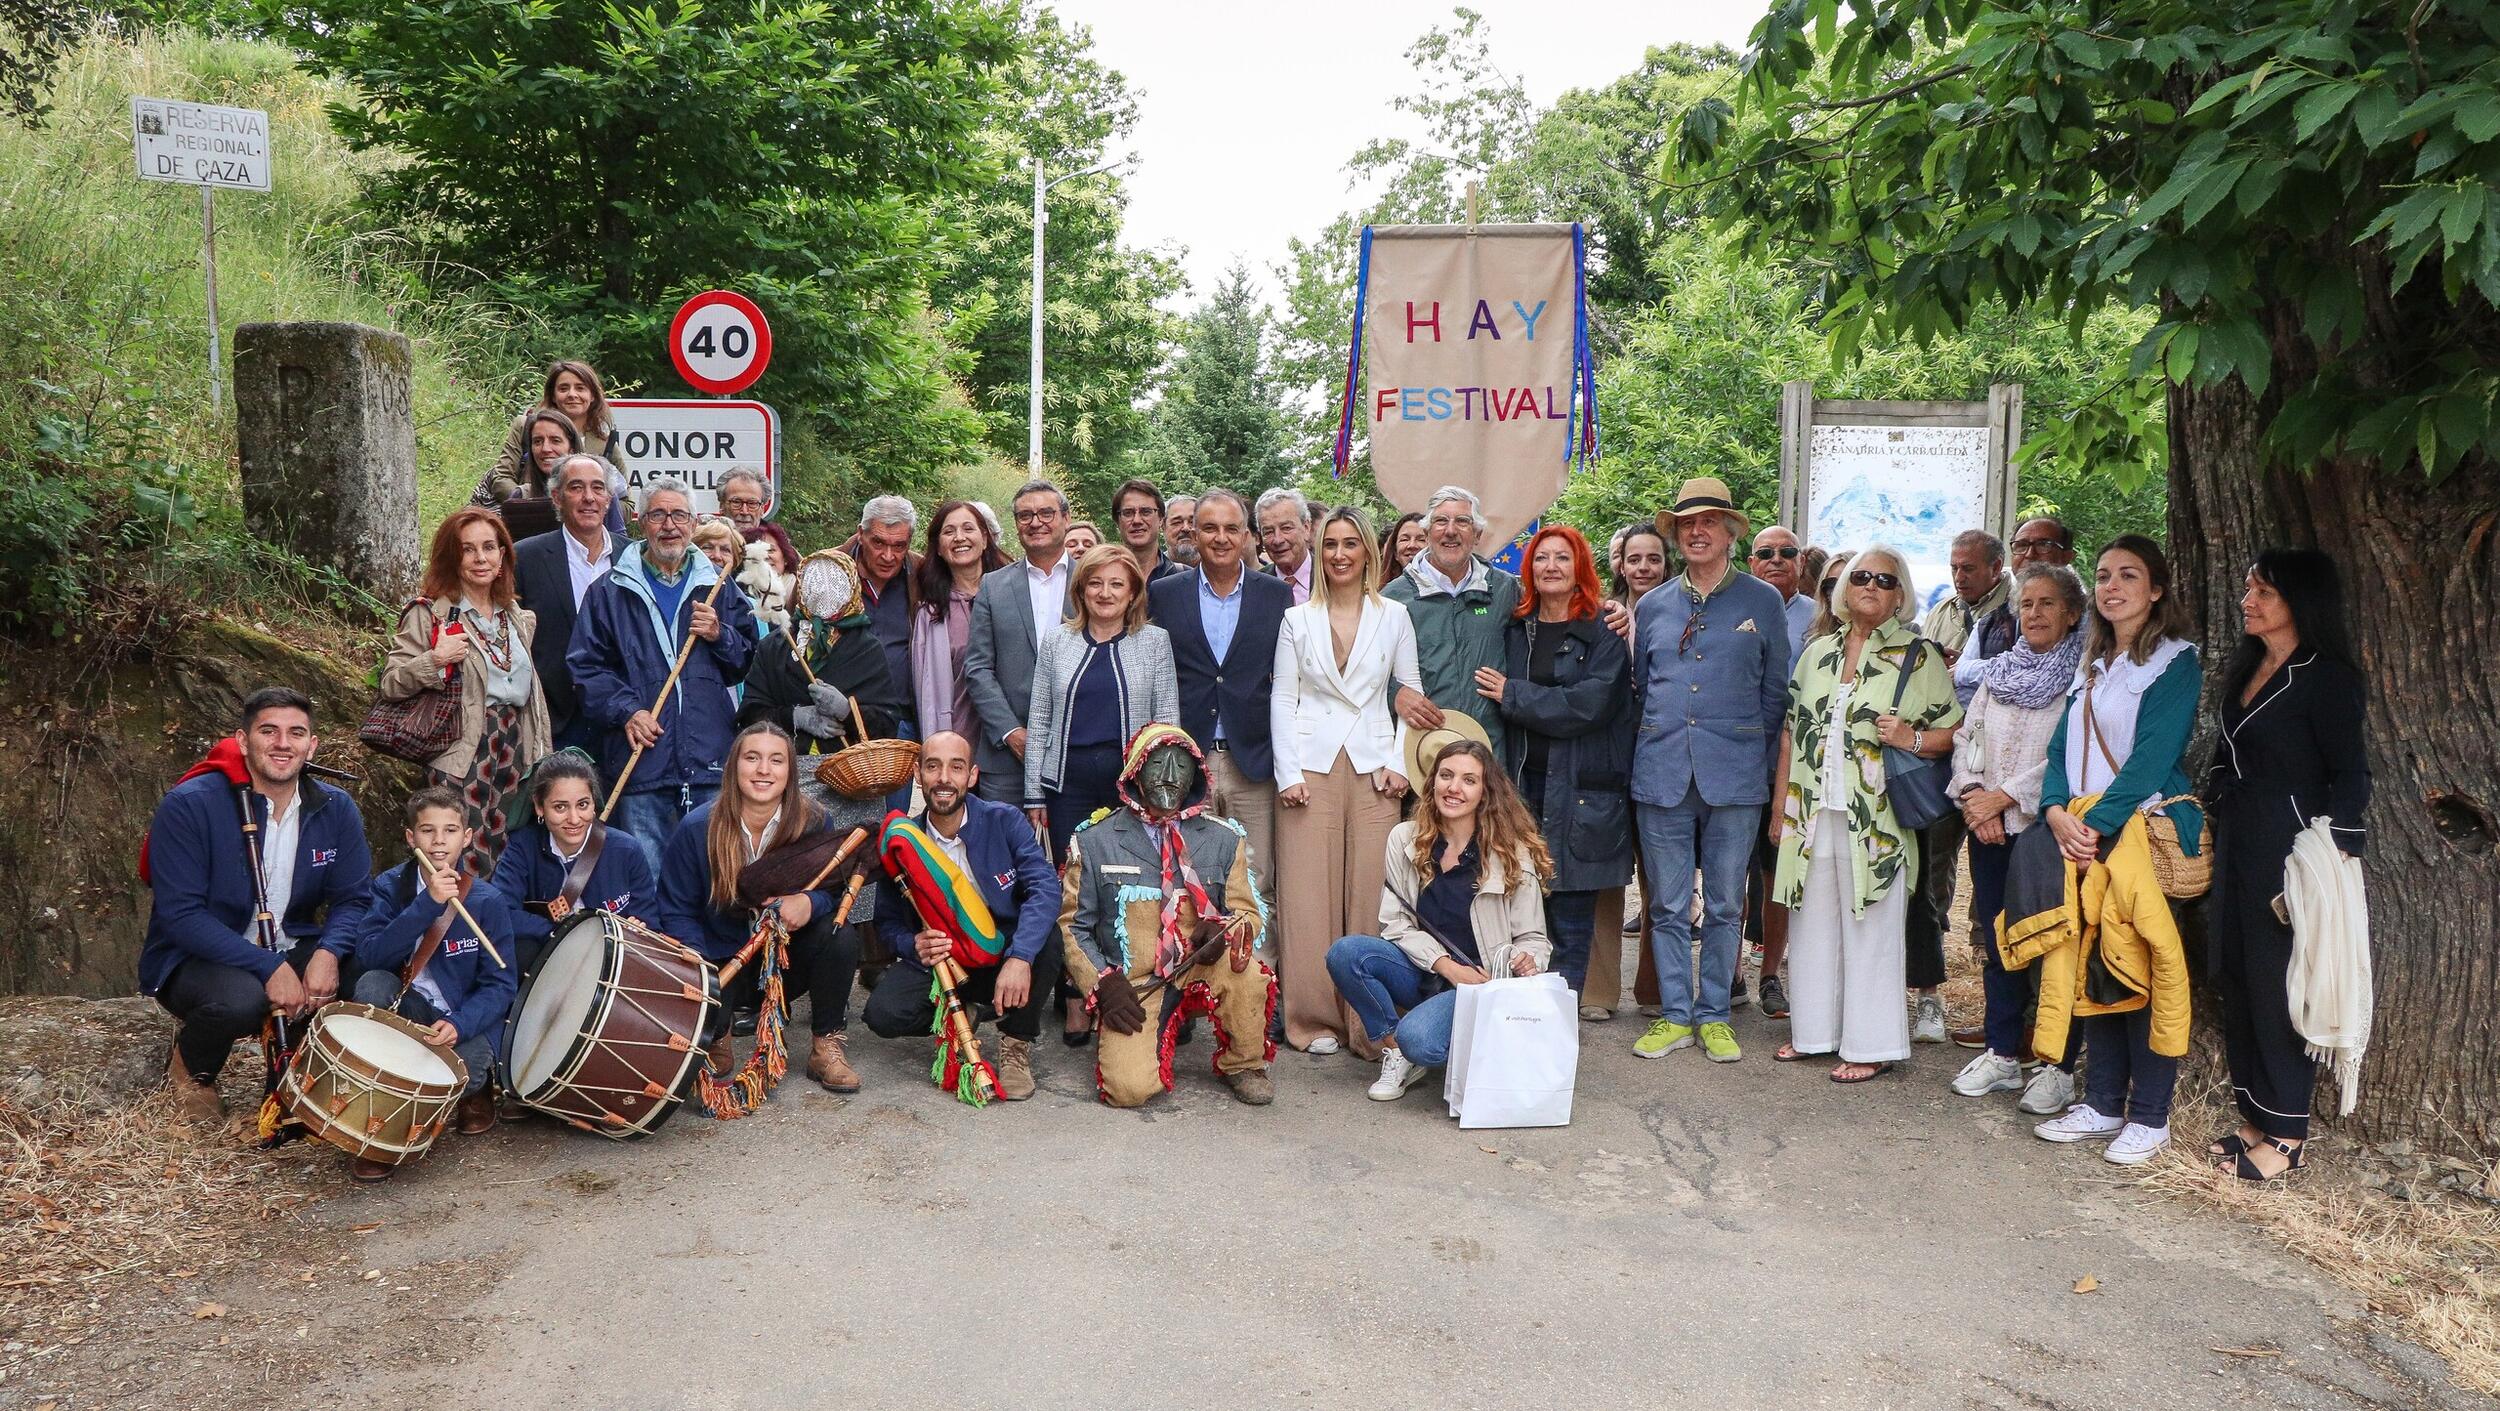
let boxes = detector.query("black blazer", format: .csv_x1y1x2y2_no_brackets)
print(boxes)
514,527,621,734
1147,568,1292,783
2205,647,2371,859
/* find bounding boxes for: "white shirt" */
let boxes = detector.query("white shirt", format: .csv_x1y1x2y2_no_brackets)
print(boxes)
1022,556,1071,642
929,819,971,876
254,789,302,949
564,525,612,609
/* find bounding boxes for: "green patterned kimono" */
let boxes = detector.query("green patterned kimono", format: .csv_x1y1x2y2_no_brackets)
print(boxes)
1773,617,1964,917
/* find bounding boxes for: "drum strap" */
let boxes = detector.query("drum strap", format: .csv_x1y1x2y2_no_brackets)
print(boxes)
398,875,476,996
559,825,608,910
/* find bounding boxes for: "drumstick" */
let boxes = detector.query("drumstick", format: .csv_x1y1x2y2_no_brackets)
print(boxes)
411,852,507,969
602,574,731,819
714,826,871,987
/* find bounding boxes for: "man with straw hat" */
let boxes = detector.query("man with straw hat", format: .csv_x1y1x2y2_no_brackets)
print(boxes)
1627,477,1792,1066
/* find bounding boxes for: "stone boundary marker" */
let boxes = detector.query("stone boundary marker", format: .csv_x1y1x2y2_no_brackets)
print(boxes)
236,321,420,598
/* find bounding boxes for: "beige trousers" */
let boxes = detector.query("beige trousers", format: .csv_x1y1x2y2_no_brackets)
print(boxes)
1203,747,1278,960
1274,754,1399,1055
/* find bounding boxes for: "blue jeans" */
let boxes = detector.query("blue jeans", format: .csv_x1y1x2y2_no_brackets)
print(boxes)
1326,935,1459,1065
1545,890,1598,991
351,970,494,1095
2081,1007,2175,1127
1967,837,2030,1060
614,782,718,876
1636,792,1761,1026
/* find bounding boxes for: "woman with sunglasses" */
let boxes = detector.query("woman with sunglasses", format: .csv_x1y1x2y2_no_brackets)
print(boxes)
1769,545,1961,1083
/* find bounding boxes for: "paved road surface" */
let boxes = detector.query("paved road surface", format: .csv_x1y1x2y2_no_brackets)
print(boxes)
301,996,2486,1411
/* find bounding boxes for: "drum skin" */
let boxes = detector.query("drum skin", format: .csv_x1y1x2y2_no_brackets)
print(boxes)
280,1002,467,1166
501,911,717,1139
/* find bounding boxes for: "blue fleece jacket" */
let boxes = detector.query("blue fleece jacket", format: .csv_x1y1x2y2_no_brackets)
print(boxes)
872,795,1063,968
352,862,519,1044
565,541,756,796
656,800,839,963
486,821,659,953
140,774,373,994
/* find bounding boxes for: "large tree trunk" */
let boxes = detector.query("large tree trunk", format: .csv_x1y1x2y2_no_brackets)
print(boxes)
2168,376,2500,1154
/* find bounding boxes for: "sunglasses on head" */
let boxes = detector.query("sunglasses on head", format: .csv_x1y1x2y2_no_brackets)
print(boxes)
1752,545,1800,560
1848,569,1901,591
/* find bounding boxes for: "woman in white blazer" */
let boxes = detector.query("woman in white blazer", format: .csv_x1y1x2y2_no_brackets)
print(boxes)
1270,507,1420,1056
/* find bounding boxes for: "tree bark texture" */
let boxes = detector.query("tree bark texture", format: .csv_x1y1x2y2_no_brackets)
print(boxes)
2169,375,2500,1153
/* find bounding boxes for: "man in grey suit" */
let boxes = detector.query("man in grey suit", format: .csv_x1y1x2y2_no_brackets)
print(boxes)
1628,477,1792,1066
963,480,1074,810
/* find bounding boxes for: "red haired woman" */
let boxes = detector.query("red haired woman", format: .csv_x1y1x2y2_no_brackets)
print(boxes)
1472,524,1634,993
377,508,553,876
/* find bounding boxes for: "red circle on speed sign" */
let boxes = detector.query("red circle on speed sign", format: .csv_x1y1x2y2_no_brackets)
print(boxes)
668,290,773,395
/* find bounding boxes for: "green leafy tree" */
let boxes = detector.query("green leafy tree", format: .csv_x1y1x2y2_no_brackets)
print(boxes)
1136,262,1291,494
1684,0,2500,1150
0,0,83,124
930,8,1180,509
275,0,1014,505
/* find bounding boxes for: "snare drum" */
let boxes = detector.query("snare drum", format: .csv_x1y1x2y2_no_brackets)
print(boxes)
280,1002,468,1166
502,911,717,1138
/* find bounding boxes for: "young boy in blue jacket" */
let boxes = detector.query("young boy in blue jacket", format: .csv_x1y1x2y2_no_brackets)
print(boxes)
349,786,516,1181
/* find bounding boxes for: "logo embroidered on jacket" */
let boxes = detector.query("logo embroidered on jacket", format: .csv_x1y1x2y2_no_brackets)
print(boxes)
308,849,337,866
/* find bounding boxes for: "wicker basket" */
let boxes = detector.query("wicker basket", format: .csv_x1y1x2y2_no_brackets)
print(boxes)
2143,794,2211,900
816,738,921,800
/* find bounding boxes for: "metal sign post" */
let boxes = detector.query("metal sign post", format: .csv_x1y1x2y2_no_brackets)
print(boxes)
132,96,270,411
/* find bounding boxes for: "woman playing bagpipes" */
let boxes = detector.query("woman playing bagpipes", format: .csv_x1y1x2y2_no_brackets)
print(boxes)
656,722,876,1094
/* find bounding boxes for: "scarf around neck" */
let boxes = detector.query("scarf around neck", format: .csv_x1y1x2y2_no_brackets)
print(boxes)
1982,628,2085,710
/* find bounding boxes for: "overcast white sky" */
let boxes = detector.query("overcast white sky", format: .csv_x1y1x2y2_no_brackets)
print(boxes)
1047,0,1769,306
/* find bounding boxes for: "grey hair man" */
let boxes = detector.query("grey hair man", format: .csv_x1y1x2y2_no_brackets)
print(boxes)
716,466,771,532
845,494,923,711
1383,484,1518,746
1165,494,1201,566
1253,487,1315,605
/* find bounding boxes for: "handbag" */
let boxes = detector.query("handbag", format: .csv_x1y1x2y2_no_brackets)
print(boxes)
1443,973,1578,1129
358,601,465,763
1880,638,1955,830
2080,677,2211,899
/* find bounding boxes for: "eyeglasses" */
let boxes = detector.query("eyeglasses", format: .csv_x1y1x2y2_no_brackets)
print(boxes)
720,496,766,513
1012,508,1061,525
1115,506,1161,521
1751,545,1801,561
2012,537,2069,554
1848,569,1901,591
642,509,694,526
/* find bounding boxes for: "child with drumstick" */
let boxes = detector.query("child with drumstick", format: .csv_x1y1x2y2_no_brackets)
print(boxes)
488,750,659,978
348,786,517,1181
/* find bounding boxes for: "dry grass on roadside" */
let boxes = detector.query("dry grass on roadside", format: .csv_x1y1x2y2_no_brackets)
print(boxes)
2137,1071,2500,1397
0,1090,340,1383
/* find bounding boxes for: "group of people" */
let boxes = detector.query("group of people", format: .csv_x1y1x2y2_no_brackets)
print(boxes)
139,359,2371,1188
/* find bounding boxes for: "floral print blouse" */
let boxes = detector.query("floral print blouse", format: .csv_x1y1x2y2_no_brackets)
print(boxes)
1773,617,1964,917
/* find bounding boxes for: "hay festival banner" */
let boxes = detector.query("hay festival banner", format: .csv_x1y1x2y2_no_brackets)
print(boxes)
1334,223,1597,545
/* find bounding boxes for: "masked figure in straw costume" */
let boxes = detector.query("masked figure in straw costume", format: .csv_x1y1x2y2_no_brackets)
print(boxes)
1060,723,1275,1107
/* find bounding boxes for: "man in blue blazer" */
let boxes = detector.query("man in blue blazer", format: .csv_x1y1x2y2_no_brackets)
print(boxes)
863,732,1063,1100
1146,488,1291,937
514,454,624,753
1628,478,1792,1065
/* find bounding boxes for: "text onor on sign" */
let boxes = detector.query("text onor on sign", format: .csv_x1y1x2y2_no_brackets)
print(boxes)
607,399,779,517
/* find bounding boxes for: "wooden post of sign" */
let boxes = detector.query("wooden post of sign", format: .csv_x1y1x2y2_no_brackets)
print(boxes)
202,185,221,410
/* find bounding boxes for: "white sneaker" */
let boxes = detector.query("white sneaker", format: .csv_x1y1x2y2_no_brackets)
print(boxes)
1367,1048,1427,1101
1951,1051,2025,1097
2104,1123,2171,1165
1305,1035,1342,1056
2018,1065,2076,1116
1912,994,1947,1043
2033,1103,2125,1144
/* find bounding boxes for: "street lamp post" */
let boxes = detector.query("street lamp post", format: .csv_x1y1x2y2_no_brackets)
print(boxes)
1028,154,1128,477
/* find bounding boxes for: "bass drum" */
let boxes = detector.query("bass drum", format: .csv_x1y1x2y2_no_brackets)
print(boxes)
281,1002,467,1165
502,911,716,1138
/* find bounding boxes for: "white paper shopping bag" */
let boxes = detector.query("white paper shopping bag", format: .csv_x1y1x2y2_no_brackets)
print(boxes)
1443,974,1578,1129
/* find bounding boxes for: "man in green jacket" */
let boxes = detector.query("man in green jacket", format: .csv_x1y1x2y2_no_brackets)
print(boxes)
1384,485,1521,751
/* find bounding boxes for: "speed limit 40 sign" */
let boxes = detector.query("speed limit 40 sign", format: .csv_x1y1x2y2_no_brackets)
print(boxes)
668,290,773,395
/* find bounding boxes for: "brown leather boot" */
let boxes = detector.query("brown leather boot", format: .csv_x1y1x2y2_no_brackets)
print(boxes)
456,1089,497,1135
165,1045,223,1123
1223,1068,1274,1106
995,1036,1035,1102
806,1033,860,1093
349,1156,395,1183
706,1035,734,1073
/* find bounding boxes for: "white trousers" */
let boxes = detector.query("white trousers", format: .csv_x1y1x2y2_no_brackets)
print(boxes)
1786,812,1911,1063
